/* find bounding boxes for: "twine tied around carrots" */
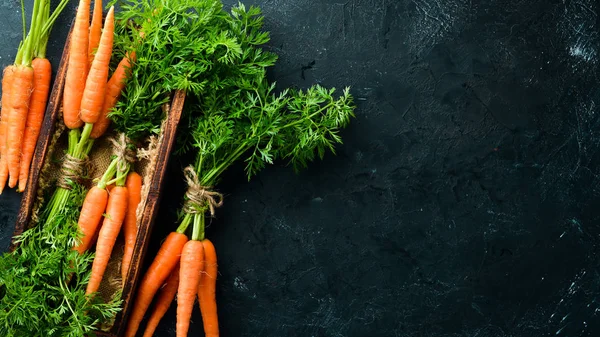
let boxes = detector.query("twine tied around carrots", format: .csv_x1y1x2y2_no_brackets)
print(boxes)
183,166,223,216
108,133,136,171
57,154,88,190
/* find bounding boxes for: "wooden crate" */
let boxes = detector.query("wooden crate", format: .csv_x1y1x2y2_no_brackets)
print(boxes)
10,23,184,337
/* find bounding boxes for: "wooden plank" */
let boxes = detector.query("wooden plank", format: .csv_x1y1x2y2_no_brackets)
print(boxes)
110,90,185,336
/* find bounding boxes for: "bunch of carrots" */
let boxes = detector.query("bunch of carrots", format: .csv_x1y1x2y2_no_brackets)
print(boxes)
0,0,69,193
125,223,219,337
63,0,142,294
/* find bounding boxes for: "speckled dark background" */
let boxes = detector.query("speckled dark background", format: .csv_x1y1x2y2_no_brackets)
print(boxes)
1,0,600,336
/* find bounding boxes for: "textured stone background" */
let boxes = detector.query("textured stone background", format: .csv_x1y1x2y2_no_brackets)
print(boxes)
1,0,599,336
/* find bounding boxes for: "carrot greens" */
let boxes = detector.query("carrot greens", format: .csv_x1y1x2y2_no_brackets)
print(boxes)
171,1,355,258
0,184,122,337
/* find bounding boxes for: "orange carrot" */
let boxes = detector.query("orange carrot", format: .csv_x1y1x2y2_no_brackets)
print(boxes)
121,171,142,283
63,0,90,129
124,232,188,337
142,264,180,337
80,6,114,125
0,66,16,193
177,240,205,337
74,186,108,254
17,57,51,191
88,0,103,65
90,51,135,139
198,239,219,337
86,185,128,295
7,65,35,188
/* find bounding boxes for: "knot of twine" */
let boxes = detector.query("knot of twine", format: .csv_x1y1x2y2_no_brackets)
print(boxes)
109,133,136,171
183,166,223,216
57,154,86,190
137,135,158,160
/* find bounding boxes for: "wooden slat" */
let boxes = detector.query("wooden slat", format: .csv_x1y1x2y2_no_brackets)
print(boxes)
109,90,185,337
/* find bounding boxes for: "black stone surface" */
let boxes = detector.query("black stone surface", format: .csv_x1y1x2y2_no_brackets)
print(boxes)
1,0,600,336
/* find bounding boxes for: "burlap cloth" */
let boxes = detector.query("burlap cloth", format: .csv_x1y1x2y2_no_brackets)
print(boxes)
28,104,167,329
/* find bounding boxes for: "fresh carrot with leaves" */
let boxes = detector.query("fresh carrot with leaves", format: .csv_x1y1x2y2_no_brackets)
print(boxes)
90,51,135,139
85,183,128,295
88,0,103,65
121,171,142,283
4,0,42,189
0,66,16,193
142,264,180,337
17,0,49,191
63,0,91,129
80,6,115,125
198,239,219,337
18,0,70,191
124,231,188,337
177,239,204,337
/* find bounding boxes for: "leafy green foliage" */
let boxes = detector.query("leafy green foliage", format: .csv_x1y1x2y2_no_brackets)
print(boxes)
190,79,355,187
0,184,121,336
108,0,278,141
166,3,356,222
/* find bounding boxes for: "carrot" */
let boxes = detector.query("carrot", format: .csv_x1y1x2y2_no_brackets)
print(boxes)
121,171,142,283
88,0,103,65
63,0,90,129
17,57,52,191
86,185,128,295
0,66,16,193
73,186,108,254
90,51,136,139
198,239,219,337
142,264,180,337
80,6,114,125
177,240,205,337
124,232,188,337
7,65,35,188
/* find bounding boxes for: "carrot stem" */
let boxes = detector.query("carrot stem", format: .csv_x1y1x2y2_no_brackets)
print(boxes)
104,176,120,187
191,213,204,241
20,0,26,43
75,123,93,157
41,0,69,39
31,0,45,57
176,214,192,234
98,158,118,189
